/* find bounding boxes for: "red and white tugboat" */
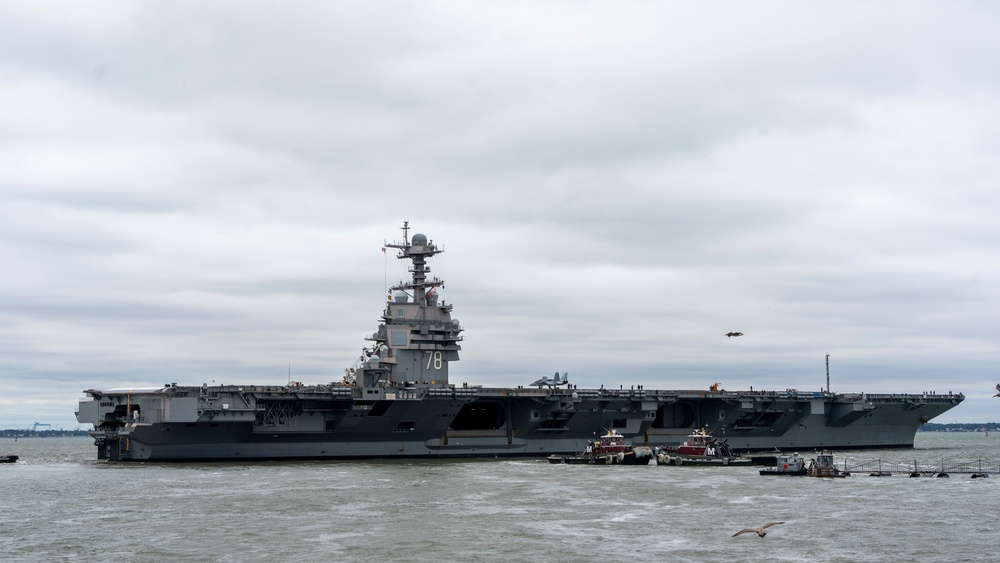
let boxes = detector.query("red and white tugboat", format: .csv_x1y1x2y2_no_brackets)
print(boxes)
548,429,654,465
657,428,748,466
675,428,718,457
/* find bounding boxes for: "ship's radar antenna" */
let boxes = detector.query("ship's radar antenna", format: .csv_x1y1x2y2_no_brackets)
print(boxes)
401,220,410,245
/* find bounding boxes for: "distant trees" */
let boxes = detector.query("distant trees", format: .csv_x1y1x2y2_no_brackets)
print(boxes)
920,422,999,432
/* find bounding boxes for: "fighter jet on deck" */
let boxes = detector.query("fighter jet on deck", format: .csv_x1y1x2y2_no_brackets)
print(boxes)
531,372,570,388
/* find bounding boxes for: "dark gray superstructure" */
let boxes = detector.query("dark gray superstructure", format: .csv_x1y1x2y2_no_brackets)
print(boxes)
76,223,963,461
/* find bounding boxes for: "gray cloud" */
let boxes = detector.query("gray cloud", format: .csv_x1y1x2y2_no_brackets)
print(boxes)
2,1,999,428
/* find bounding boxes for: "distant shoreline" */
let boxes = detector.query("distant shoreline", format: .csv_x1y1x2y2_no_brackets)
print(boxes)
1,430,90,437
919,423,999,432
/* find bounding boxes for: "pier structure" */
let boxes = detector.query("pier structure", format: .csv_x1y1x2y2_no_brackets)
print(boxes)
838,457,999,477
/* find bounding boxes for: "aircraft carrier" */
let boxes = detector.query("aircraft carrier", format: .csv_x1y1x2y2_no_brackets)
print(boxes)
76,223,963,461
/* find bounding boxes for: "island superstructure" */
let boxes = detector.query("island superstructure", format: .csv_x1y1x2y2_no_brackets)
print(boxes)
76,223,963,461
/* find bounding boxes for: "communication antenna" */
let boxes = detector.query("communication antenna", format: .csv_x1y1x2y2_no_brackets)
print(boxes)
826,354,830,394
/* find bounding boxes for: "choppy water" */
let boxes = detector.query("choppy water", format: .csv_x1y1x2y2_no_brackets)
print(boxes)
1,433,998,562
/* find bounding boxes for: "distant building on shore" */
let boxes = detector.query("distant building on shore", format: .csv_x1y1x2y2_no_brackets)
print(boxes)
0,429,90,437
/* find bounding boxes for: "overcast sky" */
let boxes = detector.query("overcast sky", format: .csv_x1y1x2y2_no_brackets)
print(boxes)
2,1,998,430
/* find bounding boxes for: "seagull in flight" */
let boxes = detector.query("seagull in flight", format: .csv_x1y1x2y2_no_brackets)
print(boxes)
994,383,1000,397
725,332,743,337
733,522,785,537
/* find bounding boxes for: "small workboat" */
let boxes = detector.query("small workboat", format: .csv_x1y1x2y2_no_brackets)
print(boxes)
759,452,807,476
807,450,848,478
0,455,18,464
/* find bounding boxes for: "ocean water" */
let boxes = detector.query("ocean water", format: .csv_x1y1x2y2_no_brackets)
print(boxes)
1,433,997,562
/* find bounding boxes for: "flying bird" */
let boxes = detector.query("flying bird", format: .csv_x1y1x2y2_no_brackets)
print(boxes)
725,332,743,337
994,383,1000,397
733,522,785,537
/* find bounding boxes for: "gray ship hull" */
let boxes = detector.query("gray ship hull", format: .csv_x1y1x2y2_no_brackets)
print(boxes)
74,224,964,462
77,385,962,461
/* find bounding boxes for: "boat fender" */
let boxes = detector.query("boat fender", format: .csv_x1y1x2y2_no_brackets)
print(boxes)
617,452,624,463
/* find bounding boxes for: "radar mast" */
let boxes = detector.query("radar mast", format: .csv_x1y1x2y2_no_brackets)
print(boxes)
353,223,462,390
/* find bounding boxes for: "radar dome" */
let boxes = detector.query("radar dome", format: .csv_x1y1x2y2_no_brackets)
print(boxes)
412,233,428,246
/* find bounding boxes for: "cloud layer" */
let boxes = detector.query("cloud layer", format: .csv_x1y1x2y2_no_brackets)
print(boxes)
2,1,999,428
